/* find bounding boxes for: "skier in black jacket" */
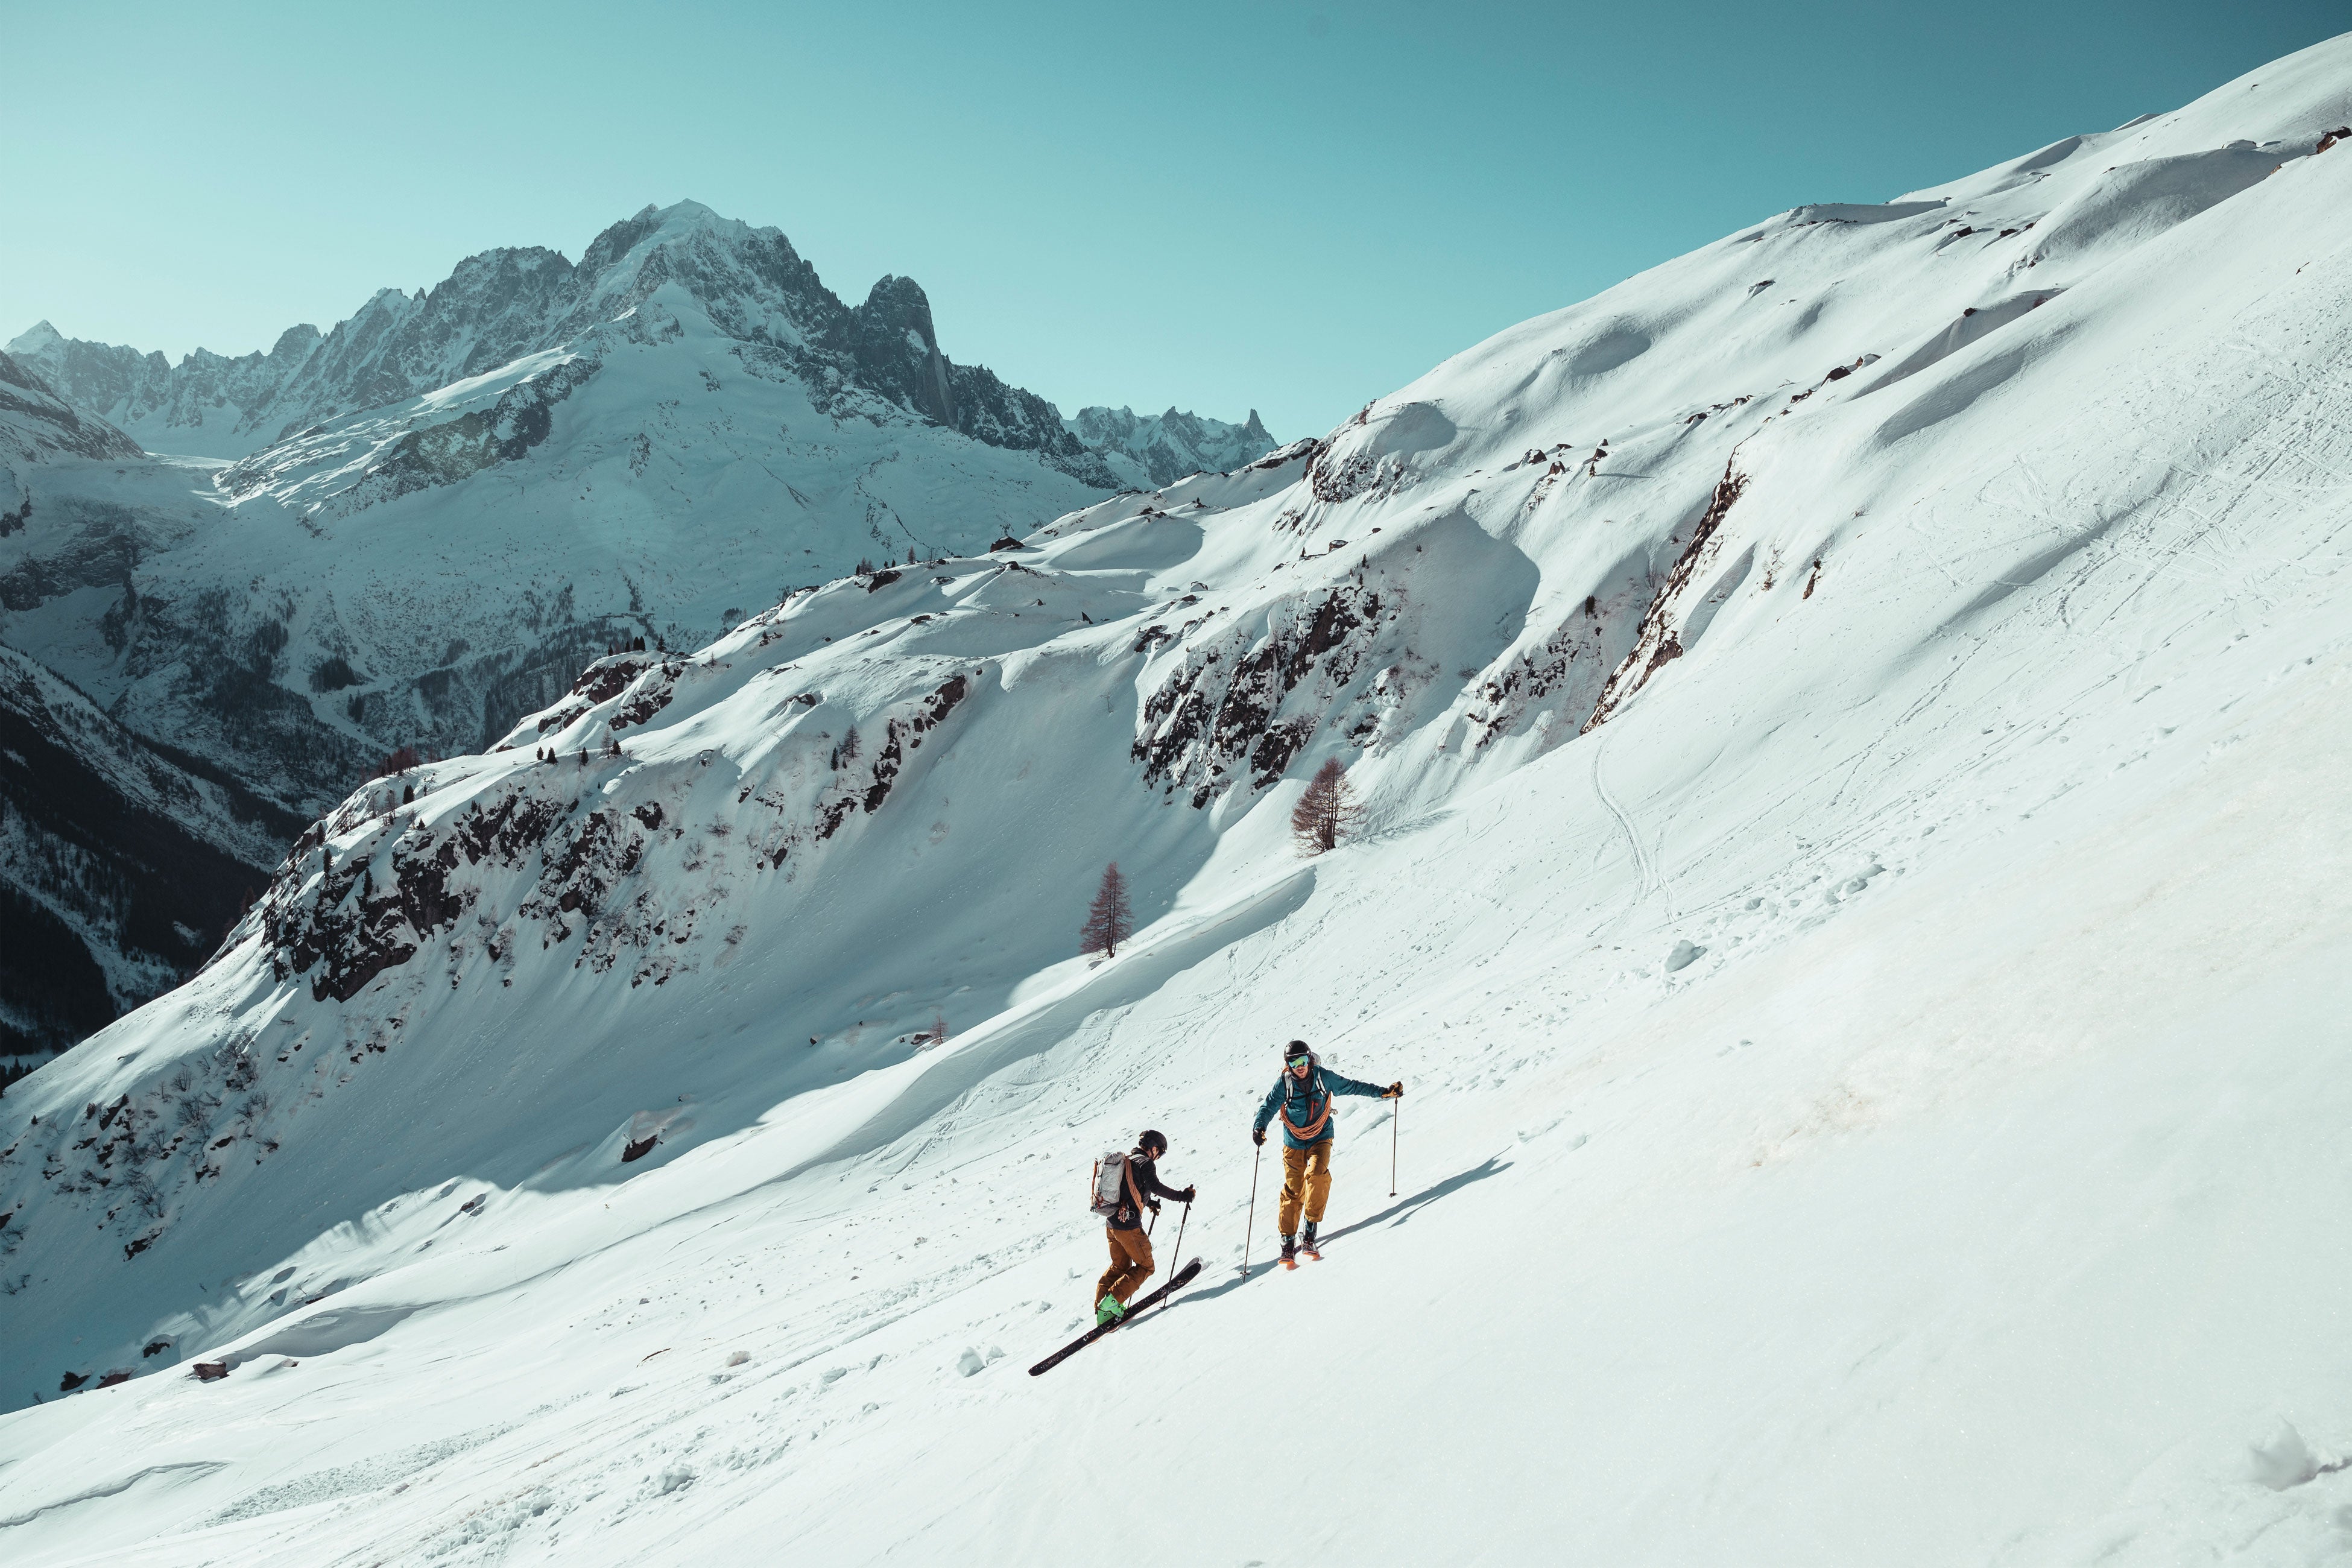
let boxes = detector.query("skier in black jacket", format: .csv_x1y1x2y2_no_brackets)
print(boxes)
1095,1130,1194,1326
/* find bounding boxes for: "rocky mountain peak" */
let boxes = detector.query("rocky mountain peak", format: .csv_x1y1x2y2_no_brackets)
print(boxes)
577,200,758,284
846,274,953,427
9,320,65,355
856,274,940,350
1066,403,1283,489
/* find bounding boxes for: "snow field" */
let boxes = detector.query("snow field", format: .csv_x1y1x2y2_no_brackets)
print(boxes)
12,593,2351,1565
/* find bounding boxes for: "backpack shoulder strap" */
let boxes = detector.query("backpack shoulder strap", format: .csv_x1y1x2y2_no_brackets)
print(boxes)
1279,1075,1333,1141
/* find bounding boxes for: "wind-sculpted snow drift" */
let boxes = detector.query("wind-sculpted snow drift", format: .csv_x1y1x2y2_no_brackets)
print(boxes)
5,39,2352,1567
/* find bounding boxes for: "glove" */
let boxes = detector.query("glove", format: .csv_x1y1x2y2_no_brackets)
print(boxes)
1253,1127,1266,1147
1385,1081,1404,1099
1180,1186,1197,1204
1148,1199,1162,1215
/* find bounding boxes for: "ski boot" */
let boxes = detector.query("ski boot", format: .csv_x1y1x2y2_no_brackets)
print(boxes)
1300,1222,1321,1260
1279,1235,1298,1269
1095,1294,1127,1328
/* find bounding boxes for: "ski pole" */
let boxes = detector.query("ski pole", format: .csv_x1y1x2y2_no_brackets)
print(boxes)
1242,1140,1263,1279
1390,1095,1399,1198
1169,1201,1189,1284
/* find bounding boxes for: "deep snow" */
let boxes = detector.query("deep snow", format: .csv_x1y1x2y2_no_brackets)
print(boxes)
4,36,2352,1567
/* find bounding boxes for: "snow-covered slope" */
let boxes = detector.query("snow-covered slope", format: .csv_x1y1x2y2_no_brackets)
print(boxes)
4,39,2352,1567
1064,404,1277,489
0,645,302,1056
0,351,140,489
1,204,1264,817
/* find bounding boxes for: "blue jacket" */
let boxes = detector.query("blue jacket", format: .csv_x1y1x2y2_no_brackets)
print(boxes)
1253,1060,1387,1149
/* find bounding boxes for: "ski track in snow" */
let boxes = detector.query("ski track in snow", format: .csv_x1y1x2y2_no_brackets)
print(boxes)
1590,733,1677,923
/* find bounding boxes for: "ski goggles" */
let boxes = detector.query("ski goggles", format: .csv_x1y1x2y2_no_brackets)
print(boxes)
1286,1051,1312,1068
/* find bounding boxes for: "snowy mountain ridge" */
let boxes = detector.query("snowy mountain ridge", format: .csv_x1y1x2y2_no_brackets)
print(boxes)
12,202,1112,481
0,204,1276,821
3,37,2352,1566
1064,404,1277,491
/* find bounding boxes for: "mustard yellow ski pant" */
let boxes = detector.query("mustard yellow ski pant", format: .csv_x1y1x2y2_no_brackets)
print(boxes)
1279,1139,1334,1236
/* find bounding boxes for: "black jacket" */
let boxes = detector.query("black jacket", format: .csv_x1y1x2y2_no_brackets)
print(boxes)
1109,1150,1187,1231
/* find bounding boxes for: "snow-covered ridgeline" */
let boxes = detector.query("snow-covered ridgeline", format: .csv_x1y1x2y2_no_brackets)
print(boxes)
1065,404,1279,491
9,204,1095,474
0,203,1276,826
2,38,2352,1566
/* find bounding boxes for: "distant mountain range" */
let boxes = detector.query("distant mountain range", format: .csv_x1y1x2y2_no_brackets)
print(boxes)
9,204,1276,484
0,201,1275,1051
1072,404,1277,491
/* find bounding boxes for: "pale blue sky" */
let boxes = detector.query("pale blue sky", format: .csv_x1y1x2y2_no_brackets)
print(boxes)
2,2,2341,437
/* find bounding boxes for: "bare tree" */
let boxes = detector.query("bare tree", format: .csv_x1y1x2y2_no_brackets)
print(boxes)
373,744,423,780
928,1010,950,1046
1291,757,1362,856
1079,862,1133,958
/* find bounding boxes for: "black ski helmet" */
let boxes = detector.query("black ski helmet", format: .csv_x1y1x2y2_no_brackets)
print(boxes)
1283,1039,1312,1063
1137,1129,1167,1155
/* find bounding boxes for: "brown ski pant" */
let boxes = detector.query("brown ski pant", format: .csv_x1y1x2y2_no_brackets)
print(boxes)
1096,1225,1155,1307
1279,1139,1334,1236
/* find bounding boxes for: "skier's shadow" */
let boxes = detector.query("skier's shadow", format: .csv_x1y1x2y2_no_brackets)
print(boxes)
1166,1154,1514,1312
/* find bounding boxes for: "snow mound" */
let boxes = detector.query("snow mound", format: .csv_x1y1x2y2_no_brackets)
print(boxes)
2028,146,2283,266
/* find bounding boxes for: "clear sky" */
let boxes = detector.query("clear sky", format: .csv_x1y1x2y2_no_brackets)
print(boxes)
2,2,2342,439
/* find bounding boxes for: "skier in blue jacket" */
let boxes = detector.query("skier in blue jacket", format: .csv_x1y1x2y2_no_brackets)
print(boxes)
1253,1040,1402,1263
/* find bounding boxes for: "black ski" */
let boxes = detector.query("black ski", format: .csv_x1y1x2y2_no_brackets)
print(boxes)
1029,1257,1202,1376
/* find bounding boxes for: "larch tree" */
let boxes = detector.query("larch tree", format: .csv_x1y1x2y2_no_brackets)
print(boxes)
1079,862,1133,958
1291,757,1362,856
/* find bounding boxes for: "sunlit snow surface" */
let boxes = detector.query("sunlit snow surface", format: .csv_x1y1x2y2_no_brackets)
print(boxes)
5,38,2352,1566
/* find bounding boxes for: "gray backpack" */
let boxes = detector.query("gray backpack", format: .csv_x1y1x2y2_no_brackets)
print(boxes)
1089,1150,1134,1218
